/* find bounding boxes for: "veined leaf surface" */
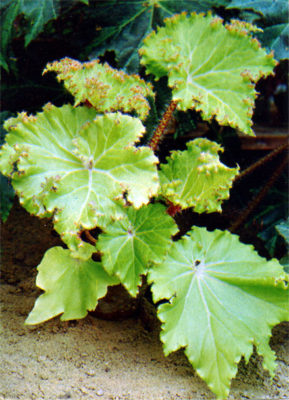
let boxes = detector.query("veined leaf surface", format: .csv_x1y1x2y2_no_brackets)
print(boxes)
25,246,119,325
97,203,178,296
148,227,289,399
158,138,239,212
0,105,159,257
44,58,154,120
139,12,276,135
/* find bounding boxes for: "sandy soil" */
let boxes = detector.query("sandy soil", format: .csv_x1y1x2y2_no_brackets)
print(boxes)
1,202,288,400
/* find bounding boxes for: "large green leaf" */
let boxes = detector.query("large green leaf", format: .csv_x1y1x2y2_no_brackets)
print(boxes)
44,58,155,120
88,0,230,72
139,12,277,135
0,105,159,257
158,138,239,212
97,203,178,296
25,246,119,325
227,0,289,60
148,227,289,399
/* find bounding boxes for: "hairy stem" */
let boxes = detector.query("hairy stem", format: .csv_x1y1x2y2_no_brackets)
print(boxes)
149,100,178,151
234,142,288,183
230,154,288,233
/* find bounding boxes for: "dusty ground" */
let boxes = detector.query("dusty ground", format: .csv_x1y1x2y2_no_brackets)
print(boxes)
1,202,289,400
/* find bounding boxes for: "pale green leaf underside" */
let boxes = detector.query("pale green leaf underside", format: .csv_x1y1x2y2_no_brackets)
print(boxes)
140,12,276,135
44,58,154,120
25,247,119,325
97,203,178,296
159,138,239,212
148,227,288,399
0,105,159,257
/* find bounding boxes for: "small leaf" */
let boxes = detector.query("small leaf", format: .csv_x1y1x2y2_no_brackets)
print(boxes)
148,227,289,399
140,12,277,135
44,58,154,120
276,219,289,245
158,138,239,212
97,203,178,296
25,247,119,325
0,105,159,256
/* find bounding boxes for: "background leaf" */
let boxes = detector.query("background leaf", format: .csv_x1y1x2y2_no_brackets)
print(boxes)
0,0,21,68
97,203,178,296
226,0,289,60
0,111,15,222
25,246,119,325
158,138,239,212
227,0,289,21
276,219,289,245
21,0,60,46
258,23,289,60
276,219,289,273
0,0,88,70
148,227,289,399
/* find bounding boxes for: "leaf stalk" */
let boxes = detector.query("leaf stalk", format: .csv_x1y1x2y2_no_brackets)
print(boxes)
149,100,178,151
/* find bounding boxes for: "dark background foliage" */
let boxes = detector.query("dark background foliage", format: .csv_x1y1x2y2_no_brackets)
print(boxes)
1,0,288,260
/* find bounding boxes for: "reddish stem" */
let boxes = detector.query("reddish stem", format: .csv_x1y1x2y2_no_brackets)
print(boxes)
166,201,182,217
230,154,288,233
234,142,288,183
84,229,97,245
149,100,178,152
